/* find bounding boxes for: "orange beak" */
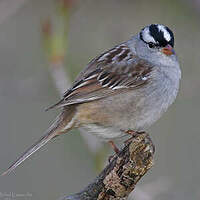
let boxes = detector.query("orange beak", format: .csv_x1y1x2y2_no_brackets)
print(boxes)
161,44,175,56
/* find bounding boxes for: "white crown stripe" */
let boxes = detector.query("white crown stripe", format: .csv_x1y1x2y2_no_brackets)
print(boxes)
142,28,156,44
158,25,171,42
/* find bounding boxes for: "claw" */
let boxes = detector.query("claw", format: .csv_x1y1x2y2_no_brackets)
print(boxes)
125,130,137,136
124,130,146,145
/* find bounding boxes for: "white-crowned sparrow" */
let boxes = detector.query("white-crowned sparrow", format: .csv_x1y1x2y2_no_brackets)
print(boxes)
2,24,181,175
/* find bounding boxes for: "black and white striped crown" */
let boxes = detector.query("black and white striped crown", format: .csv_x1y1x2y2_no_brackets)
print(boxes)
140,24,174,47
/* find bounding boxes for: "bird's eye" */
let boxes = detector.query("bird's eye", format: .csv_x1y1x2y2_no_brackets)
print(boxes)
148,42,155,48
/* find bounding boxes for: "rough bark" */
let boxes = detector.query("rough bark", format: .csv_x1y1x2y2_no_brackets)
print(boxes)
61,133,155,200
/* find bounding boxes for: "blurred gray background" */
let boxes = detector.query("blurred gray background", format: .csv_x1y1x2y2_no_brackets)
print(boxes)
0,0,200,199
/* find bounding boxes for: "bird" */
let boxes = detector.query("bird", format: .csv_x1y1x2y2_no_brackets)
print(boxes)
2,24,181,176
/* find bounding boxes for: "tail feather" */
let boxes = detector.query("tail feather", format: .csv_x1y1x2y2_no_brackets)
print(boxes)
1,113,70,176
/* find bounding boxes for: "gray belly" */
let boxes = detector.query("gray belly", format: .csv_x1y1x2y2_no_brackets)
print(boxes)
96,74,179,134
80,68,180,140
80,125,126,140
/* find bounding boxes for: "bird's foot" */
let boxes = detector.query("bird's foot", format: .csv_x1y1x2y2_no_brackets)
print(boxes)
124,130,146,145
125,130,138,136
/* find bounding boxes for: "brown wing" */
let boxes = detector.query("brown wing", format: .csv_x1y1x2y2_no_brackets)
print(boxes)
46,43,152,110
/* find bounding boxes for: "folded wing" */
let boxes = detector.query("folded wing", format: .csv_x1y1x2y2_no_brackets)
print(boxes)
46,43,152,110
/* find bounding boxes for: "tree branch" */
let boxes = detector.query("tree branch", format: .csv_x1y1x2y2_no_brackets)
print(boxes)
61,133,155,200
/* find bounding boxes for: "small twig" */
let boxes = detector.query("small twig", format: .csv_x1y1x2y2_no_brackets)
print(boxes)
61,133,155,200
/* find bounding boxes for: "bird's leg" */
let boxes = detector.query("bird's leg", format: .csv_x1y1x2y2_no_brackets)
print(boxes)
108,140,119,163
108,140,119,154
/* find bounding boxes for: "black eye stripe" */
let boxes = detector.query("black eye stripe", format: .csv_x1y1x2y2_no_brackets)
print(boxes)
148,42,157,48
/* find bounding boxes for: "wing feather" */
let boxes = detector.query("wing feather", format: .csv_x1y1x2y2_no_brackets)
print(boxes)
46,43,153,110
